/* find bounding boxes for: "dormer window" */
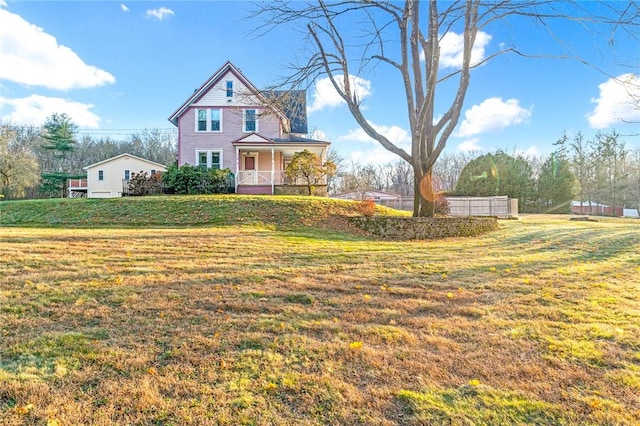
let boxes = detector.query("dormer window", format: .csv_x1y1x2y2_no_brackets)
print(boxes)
226,81,233,97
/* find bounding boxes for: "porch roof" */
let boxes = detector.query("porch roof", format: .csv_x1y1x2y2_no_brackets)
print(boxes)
232,132,330,150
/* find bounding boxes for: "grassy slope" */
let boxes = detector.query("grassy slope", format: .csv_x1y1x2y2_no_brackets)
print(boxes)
1,197,639,425
0,195,405,229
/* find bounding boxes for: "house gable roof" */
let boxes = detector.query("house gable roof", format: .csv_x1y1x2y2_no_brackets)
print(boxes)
168,61,293,128
83,153,168,171
233,133,273,144
262,90,308,134
231,133,330,147
168,61,308,134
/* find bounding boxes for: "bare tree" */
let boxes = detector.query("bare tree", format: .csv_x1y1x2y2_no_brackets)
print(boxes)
596,131,628,210
627,148,640,214
335,159,378,198
326,146,346,194
433,151,480,193
0,126,40,199
252,1,639,216
387,159,414,196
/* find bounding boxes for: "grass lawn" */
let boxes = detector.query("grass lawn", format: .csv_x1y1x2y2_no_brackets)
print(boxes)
0,197,639,425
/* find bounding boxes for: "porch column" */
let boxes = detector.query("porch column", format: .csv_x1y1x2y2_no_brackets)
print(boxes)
235,147,239,193
271,148,275,195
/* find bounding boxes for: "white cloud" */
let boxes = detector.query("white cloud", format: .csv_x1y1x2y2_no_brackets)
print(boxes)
0,1,7,8
309,75,372,113
146,7,175,21
309,129,328,141
337,122,411,164
0,95,101,128
349,146,403,165
422,31,492,69
514,146,540,158
0,8,115,90
121,4,130,12
457,138,482,152
587,73,640,129
338,122,411,148
456,97,532,137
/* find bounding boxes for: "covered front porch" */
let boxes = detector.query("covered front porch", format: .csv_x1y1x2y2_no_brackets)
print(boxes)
233,135,330,195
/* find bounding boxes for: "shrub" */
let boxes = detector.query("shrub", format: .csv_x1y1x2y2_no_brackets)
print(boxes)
357,198,377,217
163,164,233,195
127,171,164,196
435,193,451,216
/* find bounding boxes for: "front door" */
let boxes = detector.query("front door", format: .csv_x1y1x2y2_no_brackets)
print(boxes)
244,156,255,171
244,156,256,184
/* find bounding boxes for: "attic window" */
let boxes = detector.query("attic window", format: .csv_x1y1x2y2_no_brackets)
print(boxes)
226,81,233,97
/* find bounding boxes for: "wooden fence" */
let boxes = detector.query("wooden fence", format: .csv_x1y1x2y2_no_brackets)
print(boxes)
379,195,518,217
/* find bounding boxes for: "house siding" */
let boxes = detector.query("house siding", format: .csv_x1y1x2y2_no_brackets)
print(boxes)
178,106,281,169
170,62,330,196
85,155,166,198
192,72,259,107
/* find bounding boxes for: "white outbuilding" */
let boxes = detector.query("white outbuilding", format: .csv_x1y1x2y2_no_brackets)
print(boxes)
68,153,167,198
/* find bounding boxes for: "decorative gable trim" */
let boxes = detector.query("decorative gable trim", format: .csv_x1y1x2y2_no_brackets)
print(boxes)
232,133,274,144
168,61,288,127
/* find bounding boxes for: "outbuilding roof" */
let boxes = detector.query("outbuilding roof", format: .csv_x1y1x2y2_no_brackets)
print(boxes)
83,153,168,171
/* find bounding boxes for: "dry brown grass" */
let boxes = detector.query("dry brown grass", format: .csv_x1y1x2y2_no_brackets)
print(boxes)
1,214,639,425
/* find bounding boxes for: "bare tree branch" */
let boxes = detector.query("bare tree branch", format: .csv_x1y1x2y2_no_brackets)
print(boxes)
250,0,640,216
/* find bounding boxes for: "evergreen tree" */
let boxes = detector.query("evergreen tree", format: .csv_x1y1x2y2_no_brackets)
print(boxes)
41,113,78,197
537,153,576,213
455,151,536,211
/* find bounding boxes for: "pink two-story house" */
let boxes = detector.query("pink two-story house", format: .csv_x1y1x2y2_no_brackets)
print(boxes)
168,61,331,195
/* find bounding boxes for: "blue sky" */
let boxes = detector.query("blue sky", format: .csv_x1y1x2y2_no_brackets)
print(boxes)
0,0,638,165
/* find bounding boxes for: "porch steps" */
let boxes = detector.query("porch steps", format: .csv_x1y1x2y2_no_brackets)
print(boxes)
236,185,273,195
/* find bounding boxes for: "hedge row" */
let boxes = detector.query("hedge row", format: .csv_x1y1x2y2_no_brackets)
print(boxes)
349,216,499,240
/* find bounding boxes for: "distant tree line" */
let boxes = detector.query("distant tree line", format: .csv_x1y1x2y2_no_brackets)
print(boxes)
329,131,639,215
0,114,177,199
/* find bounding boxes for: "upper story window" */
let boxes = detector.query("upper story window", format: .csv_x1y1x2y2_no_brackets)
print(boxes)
196,108,222,132
124,170,130,181
244,109,257,132
226,81,233,97
197,109,207,131
98,170,104,181
211,109,221,131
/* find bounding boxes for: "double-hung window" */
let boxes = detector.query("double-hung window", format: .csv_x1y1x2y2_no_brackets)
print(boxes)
244,109,257,132
226,81,233,98
196,108,222,132
211,152,221,170
198,152,208,168
196,150,223,170
210,109,221,131
98,170,104,181
197,109,207,131
124,170,130,181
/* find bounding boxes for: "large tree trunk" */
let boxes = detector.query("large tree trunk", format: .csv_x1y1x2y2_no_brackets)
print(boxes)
412,163,435,217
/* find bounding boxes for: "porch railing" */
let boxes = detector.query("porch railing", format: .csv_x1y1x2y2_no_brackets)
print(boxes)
236,170,327,186
68,178,88,189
